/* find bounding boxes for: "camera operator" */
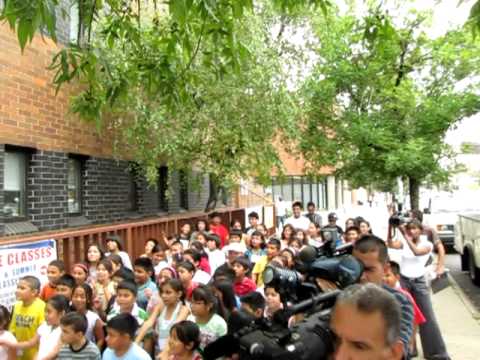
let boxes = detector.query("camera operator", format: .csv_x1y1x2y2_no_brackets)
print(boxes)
330,283,404,360
409,209,446,276
352,236,414,357
387,220,450,360
322,212,344,236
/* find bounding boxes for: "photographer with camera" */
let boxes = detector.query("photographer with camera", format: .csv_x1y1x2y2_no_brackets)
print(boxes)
387,220,450,360
330,283,404,360
409,209,446,277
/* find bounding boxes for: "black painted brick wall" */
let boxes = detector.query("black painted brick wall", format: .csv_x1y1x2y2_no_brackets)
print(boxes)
1,145,213,234
83,158,136,223
28,150,69,230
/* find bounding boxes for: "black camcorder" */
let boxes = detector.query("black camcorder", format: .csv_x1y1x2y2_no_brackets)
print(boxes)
203,240,364,360
389,212,412,227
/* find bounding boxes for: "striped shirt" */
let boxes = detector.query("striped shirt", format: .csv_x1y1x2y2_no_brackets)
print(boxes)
57,340,100,359
383,285,414,355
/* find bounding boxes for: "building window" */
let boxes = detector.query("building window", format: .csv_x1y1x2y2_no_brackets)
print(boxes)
179,170,189,210
3,151,27,218
158,166,168,211
68,158,82,214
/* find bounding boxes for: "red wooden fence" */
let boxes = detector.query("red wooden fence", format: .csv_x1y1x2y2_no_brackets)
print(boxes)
0,208,246,270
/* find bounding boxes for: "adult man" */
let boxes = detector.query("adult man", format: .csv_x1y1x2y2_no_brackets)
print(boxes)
284,201,311,231
352,236,414,356
409,209,446,276
322,212,344,236
331,283,404,360
274,196,288,229
209,212,229,248
305,201,322,228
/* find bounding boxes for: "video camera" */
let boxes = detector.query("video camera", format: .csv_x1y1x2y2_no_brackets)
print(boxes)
203,240,364,360
389,212,412,227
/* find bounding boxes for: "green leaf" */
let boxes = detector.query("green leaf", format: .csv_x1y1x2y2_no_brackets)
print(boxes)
17,19,32,52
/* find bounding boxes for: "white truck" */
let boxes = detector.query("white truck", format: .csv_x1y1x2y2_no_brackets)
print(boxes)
455,214,480,286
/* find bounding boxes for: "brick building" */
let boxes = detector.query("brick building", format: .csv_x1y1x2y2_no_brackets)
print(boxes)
0,7,219,237
0,3,352,239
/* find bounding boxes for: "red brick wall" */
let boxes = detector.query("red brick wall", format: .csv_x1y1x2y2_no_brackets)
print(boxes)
0,23,112,157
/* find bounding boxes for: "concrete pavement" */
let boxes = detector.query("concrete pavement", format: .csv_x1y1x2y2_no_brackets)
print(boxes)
416,275,480,359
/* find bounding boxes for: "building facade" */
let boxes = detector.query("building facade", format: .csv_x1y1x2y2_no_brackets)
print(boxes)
0,7,217,237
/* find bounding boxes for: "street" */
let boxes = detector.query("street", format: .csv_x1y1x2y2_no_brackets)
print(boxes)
445,253,480,314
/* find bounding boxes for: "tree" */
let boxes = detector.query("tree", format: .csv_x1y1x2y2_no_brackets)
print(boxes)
0,0,327,189
300,5,480,209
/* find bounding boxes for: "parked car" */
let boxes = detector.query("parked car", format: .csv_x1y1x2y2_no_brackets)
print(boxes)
455,214,480,286
425,212,456,251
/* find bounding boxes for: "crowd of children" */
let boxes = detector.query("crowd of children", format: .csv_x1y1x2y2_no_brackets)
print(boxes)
0,208,430,360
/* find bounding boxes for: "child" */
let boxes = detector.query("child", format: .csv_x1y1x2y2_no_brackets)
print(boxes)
178,223,192,248
161,321,202,360
9,276,46,360
108,254,123,274
103,313,151,360
158,267,178,287
280,248,296,269
71,284,105,349
136,279,190,353
344,226,361,244
281,224,294,249
385,261,426,356
93,259,116,314
190,219,209,243
152,244,169,276
105,235,133,270
177,261,198,302
187,285,227,351
56,274,76,301
239,291,265,320
252,238,281,287
245,231,266,265
86,244,104,283
40,260,65,301
71,263,89,286
133,257,158,310
141,238,159,259
232,257,256,296
112,267,135,286
205,235,225,274
4,295,69,360
264,285,283,320
107,281,148,327
57,312,101,359
0,305,17,360
170,241,184,260
189,241,212,275
212,280,238,321
228,229,245,248
183,250,211,285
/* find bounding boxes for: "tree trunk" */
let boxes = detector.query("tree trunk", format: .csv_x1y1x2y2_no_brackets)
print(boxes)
408,177,420,211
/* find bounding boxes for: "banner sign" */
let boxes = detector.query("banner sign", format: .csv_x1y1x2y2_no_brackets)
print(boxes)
0,240,57,309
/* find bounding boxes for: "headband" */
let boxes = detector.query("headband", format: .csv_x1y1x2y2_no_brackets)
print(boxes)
73,263,89,274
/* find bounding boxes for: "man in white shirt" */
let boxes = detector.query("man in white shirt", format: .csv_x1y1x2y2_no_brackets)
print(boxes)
284,201,311,231
275,196,288,229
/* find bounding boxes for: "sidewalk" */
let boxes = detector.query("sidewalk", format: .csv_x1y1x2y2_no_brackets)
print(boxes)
419,278,480,359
